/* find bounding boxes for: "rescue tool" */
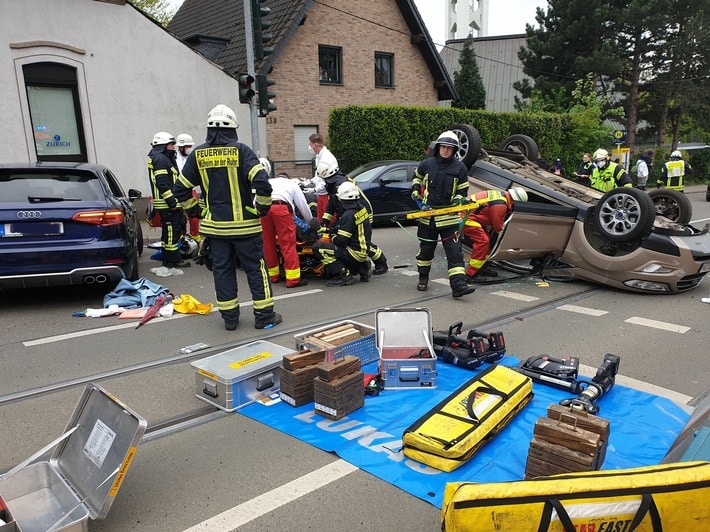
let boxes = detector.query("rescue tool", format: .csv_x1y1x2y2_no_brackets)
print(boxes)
403,199,483,220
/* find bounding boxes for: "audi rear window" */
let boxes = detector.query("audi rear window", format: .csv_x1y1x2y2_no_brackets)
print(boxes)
0,171,104,203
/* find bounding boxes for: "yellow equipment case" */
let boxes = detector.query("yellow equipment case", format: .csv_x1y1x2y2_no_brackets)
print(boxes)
441,461,710,532
402,364,533,472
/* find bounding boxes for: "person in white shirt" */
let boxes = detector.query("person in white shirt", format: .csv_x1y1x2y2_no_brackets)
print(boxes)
175,133,201,241
308,133,338,220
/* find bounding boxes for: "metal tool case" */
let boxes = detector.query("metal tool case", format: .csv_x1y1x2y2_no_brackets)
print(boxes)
376,307,437,389
191,340,293,412
0,384,146,532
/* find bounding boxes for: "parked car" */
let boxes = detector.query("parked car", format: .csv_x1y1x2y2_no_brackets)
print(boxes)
447,124,710,294
0,162,144,291
349,160,421,223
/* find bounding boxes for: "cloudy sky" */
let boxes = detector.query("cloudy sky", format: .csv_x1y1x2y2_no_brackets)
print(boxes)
166,0,545,43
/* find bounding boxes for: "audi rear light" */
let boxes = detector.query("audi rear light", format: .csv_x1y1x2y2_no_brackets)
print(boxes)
72,209,124,225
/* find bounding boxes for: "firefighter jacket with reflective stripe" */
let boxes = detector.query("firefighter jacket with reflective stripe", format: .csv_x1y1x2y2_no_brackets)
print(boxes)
413,155,469,228
590,162,632,192
331,199,371,263
322,172,374,224
148,147,179,211
660,159,691,190
462,190,510,230
173,129,272,238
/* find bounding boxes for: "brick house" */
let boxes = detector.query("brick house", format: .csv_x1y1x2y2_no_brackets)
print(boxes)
168,0,455,177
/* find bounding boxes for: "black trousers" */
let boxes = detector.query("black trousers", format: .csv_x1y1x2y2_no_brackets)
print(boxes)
158,209,186,265
416,221,467,289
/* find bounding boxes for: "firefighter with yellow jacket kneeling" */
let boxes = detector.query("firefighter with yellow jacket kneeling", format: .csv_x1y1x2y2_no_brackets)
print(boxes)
313,182,372,286
590,149,632,192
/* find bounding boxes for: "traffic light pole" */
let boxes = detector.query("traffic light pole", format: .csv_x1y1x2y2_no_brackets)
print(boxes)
242,0,261,155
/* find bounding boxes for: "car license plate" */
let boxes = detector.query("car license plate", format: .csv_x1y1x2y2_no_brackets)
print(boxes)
0,222,64,237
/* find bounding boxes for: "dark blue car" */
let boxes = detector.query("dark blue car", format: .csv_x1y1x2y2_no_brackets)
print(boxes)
349,160,421,223
0,162,143,291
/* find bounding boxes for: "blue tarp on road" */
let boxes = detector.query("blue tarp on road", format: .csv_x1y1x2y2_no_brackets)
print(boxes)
240,357,689,509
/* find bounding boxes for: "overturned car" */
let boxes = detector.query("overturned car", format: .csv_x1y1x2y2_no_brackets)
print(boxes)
449,124,710,294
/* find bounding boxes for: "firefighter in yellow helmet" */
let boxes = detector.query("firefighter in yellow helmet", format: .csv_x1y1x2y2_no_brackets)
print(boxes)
589,149,632,192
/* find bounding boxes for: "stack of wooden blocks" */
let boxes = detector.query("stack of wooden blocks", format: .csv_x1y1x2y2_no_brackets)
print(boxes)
525,403,610,480
313,355,364,420
302,324,364,352
279,349,326,407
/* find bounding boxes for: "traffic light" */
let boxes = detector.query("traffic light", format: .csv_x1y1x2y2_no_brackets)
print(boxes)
257,74,277,116
251,0,274,60
238,73,255,103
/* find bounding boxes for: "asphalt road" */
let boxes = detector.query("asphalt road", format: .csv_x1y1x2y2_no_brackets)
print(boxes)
0,187,708,531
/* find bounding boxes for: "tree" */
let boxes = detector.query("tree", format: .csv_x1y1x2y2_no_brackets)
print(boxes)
452,36,486,110
130,0,178,26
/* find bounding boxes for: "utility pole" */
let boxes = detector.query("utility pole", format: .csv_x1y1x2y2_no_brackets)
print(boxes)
242,0,261,154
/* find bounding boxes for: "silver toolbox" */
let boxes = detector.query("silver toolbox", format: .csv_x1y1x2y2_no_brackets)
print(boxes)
376,307,437,389
0,383,147,532
294,320,377,365
191,340,293,412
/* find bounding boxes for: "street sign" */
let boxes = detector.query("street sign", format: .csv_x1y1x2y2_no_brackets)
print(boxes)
613,129,627,145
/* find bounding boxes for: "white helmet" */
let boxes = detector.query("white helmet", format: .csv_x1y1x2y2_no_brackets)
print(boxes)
336,181,360,201
508,187,528,202
176,133,194,147
151,131,176,146
179,235,199,259
316,160,339,179
671,150,682,159
259,157,272,177
593,148,609,162
207,104,238,128
435,131,460,153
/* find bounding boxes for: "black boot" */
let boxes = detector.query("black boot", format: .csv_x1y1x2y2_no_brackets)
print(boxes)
452,284,476,298
359,261,372,282
373,258,388,275
417,274,428,291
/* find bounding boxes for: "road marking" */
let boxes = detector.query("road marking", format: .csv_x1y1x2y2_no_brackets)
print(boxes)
397,270,419,277
625,317,690,333
23,289,323,347
433,278,450,285
183,459,358,531
557,304,609,316
492,290,539,302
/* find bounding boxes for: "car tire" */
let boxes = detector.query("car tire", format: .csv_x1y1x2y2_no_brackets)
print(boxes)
705,184,710,202
126,251,140,281
648,188,692,224
500,134,539,161
136,222,144,257
448,123,482,167
595,187,655,243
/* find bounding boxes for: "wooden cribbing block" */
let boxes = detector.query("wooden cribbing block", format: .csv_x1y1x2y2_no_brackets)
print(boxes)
525,437,596,479
320,328,361,346
316,355,361,382
313,371,364,420
282,349,326,370
303,335,333,349
312,324,356,338
533,416,601,457
547,404,610,467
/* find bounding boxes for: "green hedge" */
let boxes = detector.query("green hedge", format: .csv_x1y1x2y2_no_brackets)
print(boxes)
328,105,572,172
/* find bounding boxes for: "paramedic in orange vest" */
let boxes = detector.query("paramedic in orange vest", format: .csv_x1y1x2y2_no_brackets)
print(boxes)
463,188,528,283
657,150,693,192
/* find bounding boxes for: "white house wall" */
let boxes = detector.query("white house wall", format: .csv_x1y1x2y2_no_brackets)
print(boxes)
2,0,250,193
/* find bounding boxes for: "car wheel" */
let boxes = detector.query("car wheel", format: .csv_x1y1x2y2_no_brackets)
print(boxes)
595,187,655,243
448,123,482,167
705,184,710,202
136,222,145,257
126,251,140,281
500,134,539,161
648,188,692,224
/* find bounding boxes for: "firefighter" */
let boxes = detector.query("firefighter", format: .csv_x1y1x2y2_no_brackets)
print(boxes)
411,131,475,299
173,104,281,331
462,188,528,283
259,158,312,288
312,182,372,286
589,148,632,192
657,150,692,192
316,161,388,276
147,131,189,268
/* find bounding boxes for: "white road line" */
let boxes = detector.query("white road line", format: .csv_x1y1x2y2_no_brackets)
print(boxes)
557,304,609,316
492,290,539,302
183,459,358,531
23,289,323,347
397,270,419,277
625,317,690,333
433,278,450,286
